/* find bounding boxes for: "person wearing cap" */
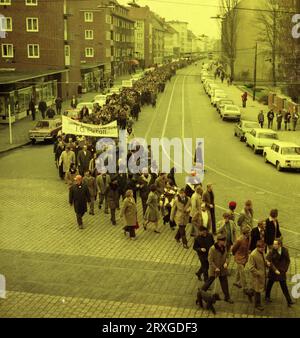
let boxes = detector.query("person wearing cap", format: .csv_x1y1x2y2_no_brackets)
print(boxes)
193,226,214,281
249,220,266,252
202,184,216,235
265,238,294,307
201,233,234,304
228,201,237,223
232,227,252,298
247,240,270,311
171,188,192,249
237,200,254,233
69,175,91,229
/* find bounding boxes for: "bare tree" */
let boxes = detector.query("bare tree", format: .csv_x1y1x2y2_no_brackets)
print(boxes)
219,0,239,80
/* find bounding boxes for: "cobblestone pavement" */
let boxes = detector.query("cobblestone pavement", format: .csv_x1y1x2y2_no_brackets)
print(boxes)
0,66,299,318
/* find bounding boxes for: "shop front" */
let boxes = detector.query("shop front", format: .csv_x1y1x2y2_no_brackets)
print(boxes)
80,64,105,93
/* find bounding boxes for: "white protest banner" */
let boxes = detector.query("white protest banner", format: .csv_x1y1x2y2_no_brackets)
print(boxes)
62,116,118,138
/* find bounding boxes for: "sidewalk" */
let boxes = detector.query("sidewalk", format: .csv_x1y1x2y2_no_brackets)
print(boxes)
212,77,300,144
0,72,138,154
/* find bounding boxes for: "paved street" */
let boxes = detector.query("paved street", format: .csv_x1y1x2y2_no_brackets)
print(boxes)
0,64,300,318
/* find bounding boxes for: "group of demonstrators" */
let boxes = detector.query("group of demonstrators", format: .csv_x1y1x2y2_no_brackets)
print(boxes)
55,59,295,314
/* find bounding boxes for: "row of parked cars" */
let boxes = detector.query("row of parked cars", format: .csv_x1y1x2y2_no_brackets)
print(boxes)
201,64,300,172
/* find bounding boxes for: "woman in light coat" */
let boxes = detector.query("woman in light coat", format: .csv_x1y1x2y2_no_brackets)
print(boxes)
120,190,138,240
144,185,161,233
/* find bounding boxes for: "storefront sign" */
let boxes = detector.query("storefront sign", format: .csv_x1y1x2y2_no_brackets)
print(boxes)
62,116,118,138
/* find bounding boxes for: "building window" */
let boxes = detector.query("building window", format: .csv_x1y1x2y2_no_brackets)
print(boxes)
27,44,39,58
0,17,12,31
25,0,38,5
1,43,13,57
85,47,94,57
105,14,111,24
85,30,93,40
106,31,111,41
84,12,93,22
26,18,39,32
0,0,11,5
106,48,111,57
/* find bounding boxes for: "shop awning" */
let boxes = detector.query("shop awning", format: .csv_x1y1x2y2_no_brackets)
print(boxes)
80,63,105,70
0,68,68,84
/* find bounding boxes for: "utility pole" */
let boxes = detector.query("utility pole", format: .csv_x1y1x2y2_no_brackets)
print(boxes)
253,42,258,101
8,103,12,145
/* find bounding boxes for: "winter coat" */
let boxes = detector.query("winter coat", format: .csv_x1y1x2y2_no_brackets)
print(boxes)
82,176,97,198
248,248,268,293
59,150,75,173
202,190,214,207
69,183,90,215
192,211,212,233
77,150,92,173
193,233,214,257
120,197,137,226
138,175,151,201
208,243,228,277
265,218,282,246
96,174,111,194
249,227,266,252
170,196,191,226
38,101,47,113
190,192,202,218
232,235,250,265
107,185,120,210
266,247,290,282
237,208,254,231
144,191,160,222
217,220,237,245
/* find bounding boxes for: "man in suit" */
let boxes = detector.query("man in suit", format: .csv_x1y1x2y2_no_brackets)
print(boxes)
96,171,111,214
38,100,47,119
249,220,266,252
265,209,282,251
69,175,90,229
77,145,92,176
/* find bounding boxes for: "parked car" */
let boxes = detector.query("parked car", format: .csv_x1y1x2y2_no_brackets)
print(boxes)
245,128,279,154
234,120,260,141
211,91,228,106
220,104,241,122
216,99,234,113
29,118,62,144
203,79,215,92
207,83,220,97
263,141,300,172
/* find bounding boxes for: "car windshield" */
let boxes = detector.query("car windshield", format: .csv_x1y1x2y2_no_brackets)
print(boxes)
244,122,259,128
258,133,278,139
36,121,49,128
220,100,233,105
225,106,239,111
282,147,300,155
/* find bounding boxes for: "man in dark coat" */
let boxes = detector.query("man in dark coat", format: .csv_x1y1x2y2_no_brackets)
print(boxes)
265,209,281,251
29,99,36,121
77,145,92,176
137,170,151,215
38,100,47,119
265,239,294,307
46,107,55,119
55,97,63,115
69,175,90,229
107,181,119,225
250,220,266,252
193,226,214,282
267,109,275,129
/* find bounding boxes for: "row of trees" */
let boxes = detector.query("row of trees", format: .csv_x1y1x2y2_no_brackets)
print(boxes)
219,0,300,101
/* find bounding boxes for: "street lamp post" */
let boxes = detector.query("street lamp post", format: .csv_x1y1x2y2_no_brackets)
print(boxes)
253,42,258,101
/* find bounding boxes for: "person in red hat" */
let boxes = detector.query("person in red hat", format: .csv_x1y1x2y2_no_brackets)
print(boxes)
228,201,237,224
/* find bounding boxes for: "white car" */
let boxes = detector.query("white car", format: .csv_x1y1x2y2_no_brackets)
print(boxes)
216,99,234,113
29,118,62,144
220,104,241,122
245,128,279,154
263,141,300,171
207,83,220,97
211,91,227,106
203,79,214,92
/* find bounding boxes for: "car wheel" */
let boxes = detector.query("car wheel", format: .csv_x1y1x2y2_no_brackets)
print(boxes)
276,162,282,172
253,146,257,154
245,140,249,147
31,139,36,145
234,131,237,137
240,135,244,142
264,154,269,163
222,116,225,121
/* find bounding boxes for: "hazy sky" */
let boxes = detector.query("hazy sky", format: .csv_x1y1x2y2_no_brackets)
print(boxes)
118,0,221,39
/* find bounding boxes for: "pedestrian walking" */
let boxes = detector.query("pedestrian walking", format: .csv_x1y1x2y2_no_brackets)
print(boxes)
107,180,119,225
284,111,292,131
144,184,161,234
167,167,177,187
171,188,192,249
59,146,76,179
190,186,204,237
138,169,151,216
55,97,63,115
69,175,91,229
29,98,36,121
193,226,214,282
38,100,47,119
65,163,78,187
237,200,254,233
265,209,282,251
46,107,55,119
249,220,266,252
217,213,237,256
228,201,237,224
265,239,295,307
267,109,275,129
96,171,111,213
232,227,252,299
83,170,97,215
201,233,234,304
241,92,248,108
276,111,283,130
192,203,212,234
248,240,270,311
292,111,299,131
77,145,92,176
160,182,177,229
121,190,138,240
202,183,216,235
258,110,265,128
71,95,78,109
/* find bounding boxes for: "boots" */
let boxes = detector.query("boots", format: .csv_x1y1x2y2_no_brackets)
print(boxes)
255,292,264,311
244,289,253,303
